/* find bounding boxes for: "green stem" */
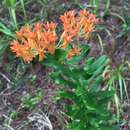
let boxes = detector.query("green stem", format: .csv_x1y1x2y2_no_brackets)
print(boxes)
9,7,17,29
20,0,27,21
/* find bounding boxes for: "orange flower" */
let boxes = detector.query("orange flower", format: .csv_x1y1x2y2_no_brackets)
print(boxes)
60,10,76,27
10,40,34,62
42,31,57,54
10,10,98,62
10,40,22,57
44,22,57,31
68,46,81,59
60,9,98,48
61,15,80,48
37,49,45,61
62,32,74,49
80,10,90,16
79,10,98,39
34,22,43,32
10,22,57,62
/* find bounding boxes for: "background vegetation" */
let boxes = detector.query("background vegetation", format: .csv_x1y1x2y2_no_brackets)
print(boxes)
0,0,130,130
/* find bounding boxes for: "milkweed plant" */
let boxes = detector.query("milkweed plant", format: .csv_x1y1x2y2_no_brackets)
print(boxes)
10,10,116,130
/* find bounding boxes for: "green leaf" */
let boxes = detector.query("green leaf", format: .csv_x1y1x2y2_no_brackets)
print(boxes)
41,53,59,68
68,45,90,65
0,21,15,37
85,55,109,74
0,41,9,55
4,0,16,8
89,76,102,91
93,90,114,98
54,48,67,62
10,110,18,119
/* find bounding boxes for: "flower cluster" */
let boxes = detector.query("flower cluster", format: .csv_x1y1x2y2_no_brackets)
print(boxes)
10,22,57,62
10,10,98,62
60,10,98,49
68,46,81,59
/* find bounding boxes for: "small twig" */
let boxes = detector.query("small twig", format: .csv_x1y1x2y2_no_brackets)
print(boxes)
0,88,9,96
0,72,12,95
3,124,14,130
97,34,104,54
3,85,21,96
15,121,30,130
0,72,11,83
